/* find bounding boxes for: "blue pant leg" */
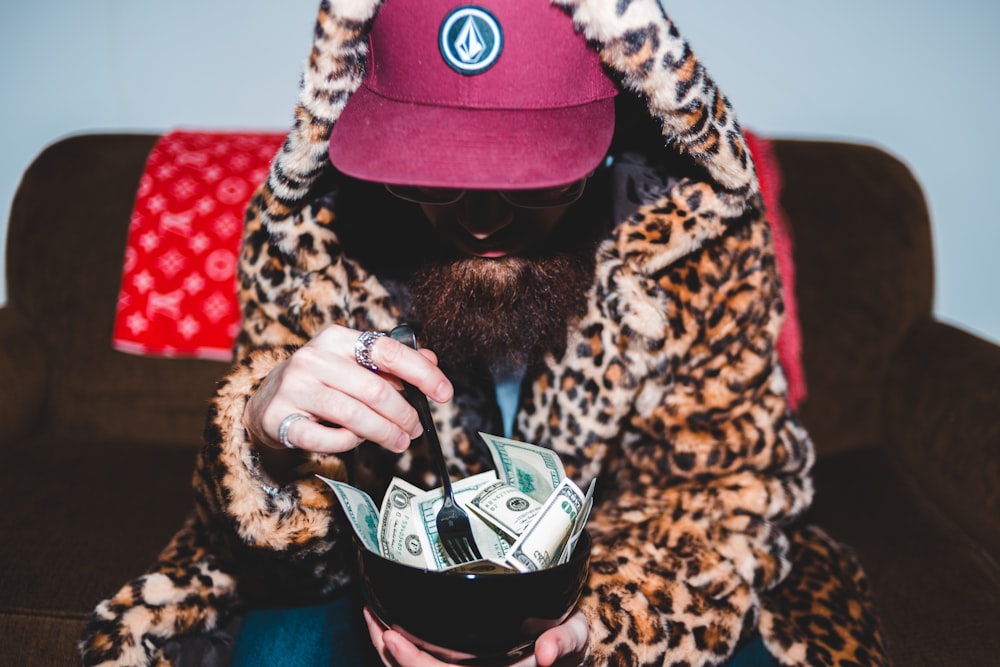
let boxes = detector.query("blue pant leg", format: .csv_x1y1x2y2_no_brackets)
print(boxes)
232,595,378,667
724,634,777,666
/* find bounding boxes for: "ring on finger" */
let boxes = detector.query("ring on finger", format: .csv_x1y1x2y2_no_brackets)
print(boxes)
355,330,387,372
278,413,314,449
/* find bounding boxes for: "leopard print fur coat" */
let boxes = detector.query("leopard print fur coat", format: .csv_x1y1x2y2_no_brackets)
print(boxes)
79,0,888,665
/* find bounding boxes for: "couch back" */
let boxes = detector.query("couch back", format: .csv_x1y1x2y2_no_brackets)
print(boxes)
774,140,934,454
6,134,228,447
5,134,934,454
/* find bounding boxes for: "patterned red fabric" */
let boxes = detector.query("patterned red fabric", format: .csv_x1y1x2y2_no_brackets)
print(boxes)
112,131,284,360
112,129,807,407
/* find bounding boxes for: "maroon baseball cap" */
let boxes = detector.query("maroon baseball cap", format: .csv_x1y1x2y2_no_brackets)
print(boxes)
328,0,618,190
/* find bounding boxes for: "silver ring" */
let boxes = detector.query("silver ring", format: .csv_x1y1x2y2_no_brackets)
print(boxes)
278,413,312,449
355,330,387,372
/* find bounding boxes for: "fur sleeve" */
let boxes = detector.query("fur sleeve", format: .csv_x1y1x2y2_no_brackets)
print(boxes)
78,517,240,666
186,187,397,588
195,346,351,553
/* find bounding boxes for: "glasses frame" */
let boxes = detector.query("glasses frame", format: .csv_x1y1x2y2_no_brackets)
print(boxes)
384,178,588,209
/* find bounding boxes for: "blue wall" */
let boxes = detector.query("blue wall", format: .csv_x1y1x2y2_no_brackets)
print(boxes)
2,0,997,343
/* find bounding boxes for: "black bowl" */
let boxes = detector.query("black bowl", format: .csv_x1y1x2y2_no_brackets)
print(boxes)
356,531,591,664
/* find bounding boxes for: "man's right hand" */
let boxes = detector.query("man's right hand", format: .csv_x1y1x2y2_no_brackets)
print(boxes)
242,324,453,455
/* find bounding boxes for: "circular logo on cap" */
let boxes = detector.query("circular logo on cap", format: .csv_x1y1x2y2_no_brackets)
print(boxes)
439,6,503,75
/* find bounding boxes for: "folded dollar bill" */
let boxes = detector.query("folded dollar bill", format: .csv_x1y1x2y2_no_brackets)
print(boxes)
318,433,594,572
478,432,565,504
466,479,542,542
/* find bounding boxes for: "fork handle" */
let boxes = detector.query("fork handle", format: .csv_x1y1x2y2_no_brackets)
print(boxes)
388,325,456,497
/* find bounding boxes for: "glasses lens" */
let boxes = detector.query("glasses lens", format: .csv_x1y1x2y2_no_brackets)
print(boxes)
385,184,464,205
502,179,587,208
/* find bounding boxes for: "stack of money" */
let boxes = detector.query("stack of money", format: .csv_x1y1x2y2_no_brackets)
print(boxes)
319,433,595,573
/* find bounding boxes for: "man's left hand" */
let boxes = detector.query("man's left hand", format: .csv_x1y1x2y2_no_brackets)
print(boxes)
363,606,589,667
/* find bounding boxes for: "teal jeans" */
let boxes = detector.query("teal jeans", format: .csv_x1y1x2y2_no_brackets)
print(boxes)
231,596,776,666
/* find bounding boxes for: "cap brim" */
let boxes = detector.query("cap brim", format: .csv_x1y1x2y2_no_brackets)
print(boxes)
328,85,615,190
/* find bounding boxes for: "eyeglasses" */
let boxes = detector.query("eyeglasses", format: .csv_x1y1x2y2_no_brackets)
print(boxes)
384,178,587,209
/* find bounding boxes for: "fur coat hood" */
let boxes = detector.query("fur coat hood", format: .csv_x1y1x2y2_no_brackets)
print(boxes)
79,2,889,665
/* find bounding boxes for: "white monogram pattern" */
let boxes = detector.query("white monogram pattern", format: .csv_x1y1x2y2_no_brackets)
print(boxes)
113,131,284,359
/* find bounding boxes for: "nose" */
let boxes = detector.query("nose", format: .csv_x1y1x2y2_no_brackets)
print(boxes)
456,191,513,239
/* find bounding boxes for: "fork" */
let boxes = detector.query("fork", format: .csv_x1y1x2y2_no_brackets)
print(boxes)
389,324,483,564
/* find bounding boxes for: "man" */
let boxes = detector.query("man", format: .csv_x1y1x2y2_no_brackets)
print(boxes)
80,0,888,665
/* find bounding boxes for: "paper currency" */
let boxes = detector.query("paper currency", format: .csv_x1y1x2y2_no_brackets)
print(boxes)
561,478,596,564
317,476,381,555
467,479,542,542
479,432,566,504
320,434,594,573
378,477,430,568
504,477,586,573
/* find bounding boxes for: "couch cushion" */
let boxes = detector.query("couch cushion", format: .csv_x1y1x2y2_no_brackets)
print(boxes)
0,436,197,664
808,446,1000,665
886,318,1000,561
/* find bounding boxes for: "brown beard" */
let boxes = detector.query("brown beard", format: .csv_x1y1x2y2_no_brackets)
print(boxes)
408,253,592,373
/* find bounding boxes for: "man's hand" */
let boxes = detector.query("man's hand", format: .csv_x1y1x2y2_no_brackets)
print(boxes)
243,324,453,455
364,606,589,667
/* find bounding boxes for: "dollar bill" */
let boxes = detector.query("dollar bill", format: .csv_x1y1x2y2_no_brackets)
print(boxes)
479,432,565,504
318,435,595,574
316,475,381,555
467,479,542,542
504,477,586,573
560,478,596,564
413,471,511,569
378,477,430,568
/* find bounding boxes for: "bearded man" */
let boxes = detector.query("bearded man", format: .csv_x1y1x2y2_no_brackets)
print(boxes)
80,0,888,665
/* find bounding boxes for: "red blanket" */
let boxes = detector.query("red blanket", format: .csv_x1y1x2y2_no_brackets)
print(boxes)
112,130,806,407
113,131,284,360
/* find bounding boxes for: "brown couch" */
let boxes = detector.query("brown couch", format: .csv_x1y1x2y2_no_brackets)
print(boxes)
1,133,998,665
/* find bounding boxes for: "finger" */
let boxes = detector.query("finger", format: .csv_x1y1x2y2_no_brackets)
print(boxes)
383,349,442,393
275,415,366,453
263,392,409,455
533,612,589,667
312,325,452,403
382,630,450,667
364,607,393,667
305,379,419,453
278,350,423,451
364,335,453,404
281,408,410,454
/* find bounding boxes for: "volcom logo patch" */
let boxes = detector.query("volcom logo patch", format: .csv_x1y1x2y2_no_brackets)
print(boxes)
439,6,503,75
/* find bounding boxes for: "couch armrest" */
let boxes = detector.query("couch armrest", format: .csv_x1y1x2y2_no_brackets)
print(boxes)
885,317,1000,559
0,306,47,445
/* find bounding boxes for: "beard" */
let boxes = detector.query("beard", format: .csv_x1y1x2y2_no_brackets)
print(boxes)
407,252,593,374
